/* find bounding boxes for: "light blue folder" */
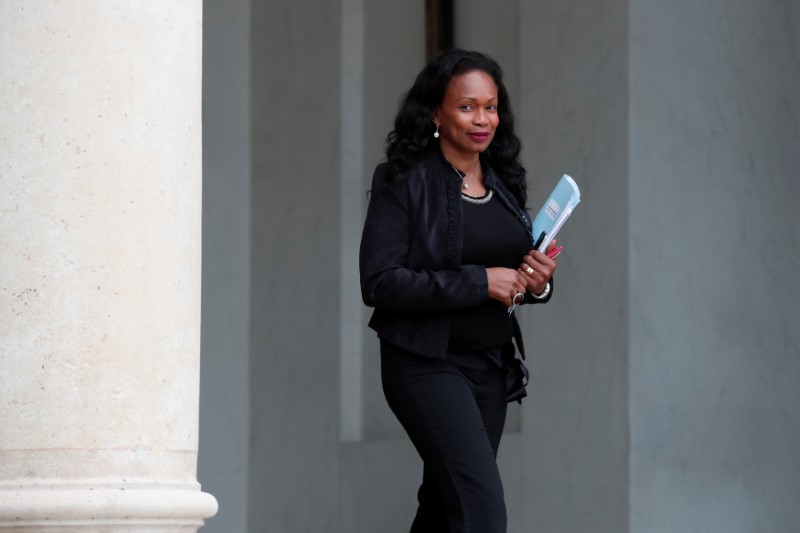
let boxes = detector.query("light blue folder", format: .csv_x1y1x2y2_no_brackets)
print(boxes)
531,174,581,251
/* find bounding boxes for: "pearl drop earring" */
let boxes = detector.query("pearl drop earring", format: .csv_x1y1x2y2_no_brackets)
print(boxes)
433,123,440,139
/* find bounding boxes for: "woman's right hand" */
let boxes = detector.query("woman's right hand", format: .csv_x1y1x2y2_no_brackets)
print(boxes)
486,267,529,307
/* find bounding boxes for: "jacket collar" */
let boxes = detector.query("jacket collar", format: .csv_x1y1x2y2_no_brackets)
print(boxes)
426,149,530,230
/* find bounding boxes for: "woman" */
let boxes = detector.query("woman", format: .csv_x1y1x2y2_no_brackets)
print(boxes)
359,49,559,533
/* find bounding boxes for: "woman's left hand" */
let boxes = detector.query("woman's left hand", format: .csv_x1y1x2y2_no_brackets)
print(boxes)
519,240,560,296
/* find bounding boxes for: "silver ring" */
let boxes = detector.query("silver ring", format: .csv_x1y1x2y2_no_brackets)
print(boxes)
513,292,525,305
525,266,534,276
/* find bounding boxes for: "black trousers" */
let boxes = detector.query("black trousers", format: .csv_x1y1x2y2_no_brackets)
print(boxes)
381,339,509,533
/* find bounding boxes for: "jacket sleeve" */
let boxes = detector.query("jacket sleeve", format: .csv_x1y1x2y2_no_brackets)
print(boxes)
523,276,553,304
359,165,488,311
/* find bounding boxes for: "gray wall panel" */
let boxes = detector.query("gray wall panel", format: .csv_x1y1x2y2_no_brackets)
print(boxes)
199,1,251,532
198,1,799,531
518,2,631,532
248,1,343,531
629,0,800,531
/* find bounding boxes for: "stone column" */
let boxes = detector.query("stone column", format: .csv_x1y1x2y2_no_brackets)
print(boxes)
0,1,217,531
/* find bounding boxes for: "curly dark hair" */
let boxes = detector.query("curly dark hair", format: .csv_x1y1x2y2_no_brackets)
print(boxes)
385,49,527,206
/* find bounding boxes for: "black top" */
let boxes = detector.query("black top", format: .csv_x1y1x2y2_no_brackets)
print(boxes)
447,191,532,353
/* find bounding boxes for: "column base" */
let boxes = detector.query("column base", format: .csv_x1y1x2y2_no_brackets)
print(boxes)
0,487,218,532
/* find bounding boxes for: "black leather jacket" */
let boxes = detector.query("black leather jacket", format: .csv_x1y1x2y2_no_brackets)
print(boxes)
359,150,551,360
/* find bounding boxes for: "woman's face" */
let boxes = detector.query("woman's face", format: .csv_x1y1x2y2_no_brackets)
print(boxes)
434,69,499,161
